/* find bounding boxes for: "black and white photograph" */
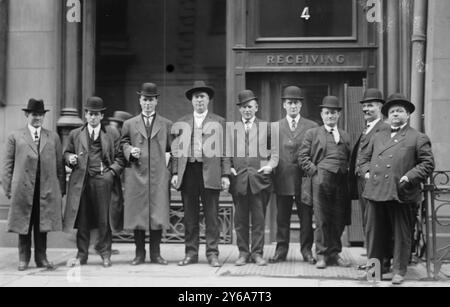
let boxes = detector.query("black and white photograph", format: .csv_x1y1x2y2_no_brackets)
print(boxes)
0,0,449,290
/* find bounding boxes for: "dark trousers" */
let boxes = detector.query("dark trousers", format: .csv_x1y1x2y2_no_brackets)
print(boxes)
357,175,369,234
134,229,163,259
314,170,347,259
366,201,412,276
75,173,114,260
234,187,270,258
181,162,220,258
275,195,314,258
19,177,47,263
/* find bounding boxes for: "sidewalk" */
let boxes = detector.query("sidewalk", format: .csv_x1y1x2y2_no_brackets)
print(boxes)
0,244,449,287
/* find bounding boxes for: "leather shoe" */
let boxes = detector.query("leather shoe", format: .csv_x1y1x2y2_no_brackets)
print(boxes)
151,255,168,265
18,261,29,271
235,256,248,266
391,274,405,285
178,255,198,266
251,255,267,266
316,258,327,269
208,256,221,267
36,259,56,270
131,256,145,266
102,257,112,268
303,254,317,265
269,253,286,263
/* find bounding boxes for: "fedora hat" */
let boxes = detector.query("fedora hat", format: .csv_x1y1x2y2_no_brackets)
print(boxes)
137,83,160,97
237,90,258,106
84,96,106,112
319,96,342,110
22,99,49,113
360,88,385,104
108,111,133,123
185,81,215,100
382,93,415,117
281,86,304,100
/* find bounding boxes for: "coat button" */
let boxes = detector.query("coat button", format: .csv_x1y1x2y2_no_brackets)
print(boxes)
387,165,391,168
389,155,393,158
375,165,378,168
385,175,389,178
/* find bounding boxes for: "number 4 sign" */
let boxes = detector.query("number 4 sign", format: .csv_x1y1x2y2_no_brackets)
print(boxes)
301,7,310,20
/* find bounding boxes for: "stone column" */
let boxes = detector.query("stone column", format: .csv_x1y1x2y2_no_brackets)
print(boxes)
0,0,8,106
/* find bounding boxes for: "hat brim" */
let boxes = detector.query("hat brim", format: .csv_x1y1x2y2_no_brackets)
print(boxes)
84,107,107,112
282,96,304,100
136,91,160,97
22,109,49,113
108,117,124,123
319,105,342,110
360,98,385,104
185,87,215,100
236,97,258,106
382,99,415,116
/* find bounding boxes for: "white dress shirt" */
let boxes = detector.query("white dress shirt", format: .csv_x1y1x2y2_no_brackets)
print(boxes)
87,124,101,141
28,125,42,142
287,115,300,131
242,117,256,131
324,125,340,144
194,111,208,128
365,118,381,135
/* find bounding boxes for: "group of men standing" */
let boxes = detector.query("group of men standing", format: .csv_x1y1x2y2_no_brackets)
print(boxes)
2,81,434,285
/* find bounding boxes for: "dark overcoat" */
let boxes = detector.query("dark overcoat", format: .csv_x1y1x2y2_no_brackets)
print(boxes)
2,127,66,234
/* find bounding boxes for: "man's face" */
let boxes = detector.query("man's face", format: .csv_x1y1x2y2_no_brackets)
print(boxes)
283,99,302,118
191,92,210,114
388,105,410,127
140,95,158,114
26,112,45,128
362,101,383,122
85,110,104,128
321,108,341,127
239,100,258,120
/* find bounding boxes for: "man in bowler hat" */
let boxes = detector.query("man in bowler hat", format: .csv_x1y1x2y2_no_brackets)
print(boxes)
108,111,133,134
64,97,125,268
2,99,65,271
270,86,318,264
171,81,231,267
360,93,434,284
228,90,279,266
121,83,173,265
298,96,352,269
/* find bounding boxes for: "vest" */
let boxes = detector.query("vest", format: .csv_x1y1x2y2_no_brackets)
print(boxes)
189,118,203,163
88,130,104,176
318,132,349,174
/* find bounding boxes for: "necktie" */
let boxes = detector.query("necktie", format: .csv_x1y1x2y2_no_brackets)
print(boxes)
291,119,297,131
363,123,370,135
391,127,401,133
34,130,39,146
330,128,339,144
90,129,95,142
245,120,251,132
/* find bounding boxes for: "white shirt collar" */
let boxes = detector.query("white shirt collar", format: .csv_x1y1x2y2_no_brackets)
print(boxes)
194,111,208,118
242,117,256,125
391,123,408,131
87,124,101,136
324,125,338,133
28,125,41,137
366,118,381,134
286,114,301,124
142,111,155,118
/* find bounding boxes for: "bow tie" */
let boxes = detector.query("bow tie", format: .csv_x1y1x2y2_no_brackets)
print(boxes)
143,113,155,119
391,127,401,133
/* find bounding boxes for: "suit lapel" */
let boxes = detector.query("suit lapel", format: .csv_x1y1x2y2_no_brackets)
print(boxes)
318,126,327,150
22,128,38,154
80,126,89,152
100,127,110,157
151,115,162,139
294,117,307,138
135,116,148,138
379,127,407,154
39,129,49,153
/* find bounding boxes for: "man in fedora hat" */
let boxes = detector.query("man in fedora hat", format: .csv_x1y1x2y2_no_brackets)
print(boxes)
270,86,318,264
64,96,125,268
299,96,352,270
2,99,65,271
349,89,390,240
171,81,231,267
228,89,279,266
360,93,434,285
108,111,133,134
120,82,173,266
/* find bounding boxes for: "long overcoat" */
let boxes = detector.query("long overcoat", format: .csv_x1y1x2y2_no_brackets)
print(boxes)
2,127,66,234
121,115,173,230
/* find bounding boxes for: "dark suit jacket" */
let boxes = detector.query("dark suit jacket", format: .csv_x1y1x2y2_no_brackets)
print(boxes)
229,118,279,196
273,117,318,196
361,125,435,204
349,119,390,199
171,112,231,191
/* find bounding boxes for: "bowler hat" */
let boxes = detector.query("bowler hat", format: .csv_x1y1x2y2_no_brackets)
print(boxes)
185,81,215,100
108,111,133,123
137,83,160,97
84,96,106,112
382,93,415,117
360,88,385,104
22,99,49,113
319,96,342,110
282,86,304,100
237,90,258,106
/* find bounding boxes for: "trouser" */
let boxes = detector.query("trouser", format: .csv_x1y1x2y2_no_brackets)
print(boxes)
75,173,114,260
234,187,270,258
366,201,413,276
18,176,47,263
314,170,347,259
357,175,369,235
275,195,314,258
133,229,163,259
181,162,220,258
